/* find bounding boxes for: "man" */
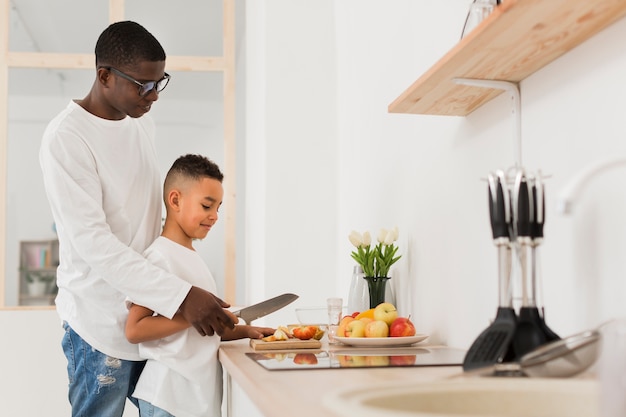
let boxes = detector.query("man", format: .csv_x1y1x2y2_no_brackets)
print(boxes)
39,21,235,417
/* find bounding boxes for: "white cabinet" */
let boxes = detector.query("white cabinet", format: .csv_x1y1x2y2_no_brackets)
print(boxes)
223,371,265,417
18,240,59,306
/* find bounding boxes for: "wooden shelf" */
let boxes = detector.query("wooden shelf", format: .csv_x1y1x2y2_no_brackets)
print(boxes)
388,0,626,116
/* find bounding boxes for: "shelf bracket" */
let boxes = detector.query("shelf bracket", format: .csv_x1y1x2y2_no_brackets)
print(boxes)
453,78,522,168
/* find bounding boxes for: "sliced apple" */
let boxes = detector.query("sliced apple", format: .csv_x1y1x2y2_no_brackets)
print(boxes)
292,325,318,340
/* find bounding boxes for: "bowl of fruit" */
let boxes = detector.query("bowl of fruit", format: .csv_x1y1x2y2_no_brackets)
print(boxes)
335,302,428,347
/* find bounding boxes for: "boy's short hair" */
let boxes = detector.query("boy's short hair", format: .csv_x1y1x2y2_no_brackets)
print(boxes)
164,154,224,199
95,21,166,69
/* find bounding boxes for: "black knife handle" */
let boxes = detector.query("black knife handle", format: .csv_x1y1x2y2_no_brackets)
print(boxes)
488,173,509,240
516,177,531,239
530,180,545,240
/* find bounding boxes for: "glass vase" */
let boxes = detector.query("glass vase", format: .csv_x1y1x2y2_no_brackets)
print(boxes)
364,276,390,309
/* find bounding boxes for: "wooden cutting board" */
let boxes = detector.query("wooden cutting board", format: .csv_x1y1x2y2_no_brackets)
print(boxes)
250,338,321,351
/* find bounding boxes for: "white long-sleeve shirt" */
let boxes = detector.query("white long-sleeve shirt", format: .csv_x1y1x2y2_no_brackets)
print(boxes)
39,100,191,360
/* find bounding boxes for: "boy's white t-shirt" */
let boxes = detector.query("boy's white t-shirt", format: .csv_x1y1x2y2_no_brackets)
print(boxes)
130,236,222,417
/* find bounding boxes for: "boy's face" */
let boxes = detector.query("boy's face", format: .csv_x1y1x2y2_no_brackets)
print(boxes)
176,177,223,241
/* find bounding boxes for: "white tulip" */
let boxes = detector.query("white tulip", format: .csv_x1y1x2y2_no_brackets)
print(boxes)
391,226,399,241
377,228,388,244
383,230,395,245
362,231,372,246
348,231,363,248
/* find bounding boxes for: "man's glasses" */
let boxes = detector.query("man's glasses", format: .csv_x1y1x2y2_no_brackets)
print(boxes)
101,66,170,97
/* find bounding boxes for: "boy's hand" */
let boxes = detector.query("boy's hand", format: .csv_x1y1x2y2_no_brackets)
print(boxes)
179,286,236,336
248,326,276,339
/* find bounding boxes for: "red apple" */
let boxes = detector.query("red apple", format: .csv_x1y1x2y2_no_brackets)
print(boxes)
292,325,318,340
293,353,318,365
351,311,360,318
389,317,416,337
390,355,417,366
373,302,398,326
364,320,389,337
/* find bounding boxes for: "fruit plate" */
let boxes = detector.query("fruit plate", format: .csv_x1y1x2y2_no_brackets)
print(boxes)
334,334,429,347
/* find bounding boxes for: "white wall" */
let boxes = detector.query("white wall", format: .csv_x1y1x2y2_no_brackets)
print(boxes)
244,0,340,327
247,0,626,348
4,1,626,415
331,0,626,349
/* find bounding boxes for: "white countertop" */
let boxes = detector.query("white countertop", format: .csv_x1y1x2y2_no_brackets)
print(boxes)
218,339,467,417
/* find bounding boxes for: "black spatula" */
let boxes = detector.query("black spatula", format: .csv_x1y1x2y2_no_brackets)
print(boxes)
512,172,548,359
530,177,560,342
463,171,517,371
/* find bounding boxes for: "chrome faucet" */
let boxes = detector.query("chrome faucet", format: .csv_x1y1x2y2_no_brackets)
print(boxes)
557,156,626,215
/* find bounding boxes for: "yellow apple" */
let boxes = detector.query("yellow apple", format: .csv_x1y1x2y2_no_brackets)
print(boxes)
337,355,367,367
364,319,389,337
358,317,373,325
373,302,398,326
366,355,391,367
336,316,354,337
345,319,366,337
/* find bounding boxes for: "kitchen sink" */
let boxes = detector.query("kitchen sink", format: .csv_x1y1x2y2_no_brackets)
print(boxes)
324,377,599,417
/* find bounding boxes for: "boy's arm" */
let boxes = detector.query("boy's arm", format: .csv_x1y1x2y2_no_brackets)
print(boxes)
126,303,191,344
221,324,275,341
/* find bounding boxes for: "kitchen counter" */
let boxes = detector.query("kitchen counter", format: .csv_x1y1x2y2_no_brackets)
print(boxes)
218,339,466,417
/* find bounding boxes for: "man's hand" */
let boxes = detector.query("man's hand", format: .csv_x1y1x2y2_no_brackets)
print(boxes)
179,287,236,336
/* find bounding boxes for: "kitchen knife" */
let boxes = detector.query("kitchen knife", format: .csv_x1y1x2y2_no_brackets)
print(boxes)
232,293,298,323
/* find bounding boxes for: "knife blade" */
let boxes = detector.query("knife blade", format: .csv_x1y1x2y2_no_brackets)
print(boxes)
232,293,299,323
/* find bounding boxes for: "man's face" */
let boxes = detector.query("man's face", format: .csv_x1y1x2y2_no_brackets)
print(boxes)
103,60,167,119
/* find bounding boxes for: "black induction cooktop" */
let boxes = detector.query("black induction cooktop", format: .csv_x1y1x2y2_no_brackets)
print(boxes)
246,346,466,371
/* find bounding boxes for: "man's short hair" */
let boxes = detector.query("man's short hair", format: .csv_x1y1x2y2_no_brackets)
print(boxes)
95,21,166,69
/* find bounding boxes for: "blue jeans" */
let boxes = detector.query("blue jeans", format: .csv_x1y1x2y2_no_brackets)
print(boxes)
138,399,175,417
62,322,145,417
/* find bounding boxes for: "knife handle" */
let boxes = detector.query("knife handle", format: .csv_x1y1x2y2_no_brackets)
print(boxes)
515,172,531,240
530,179,545,241
488,172,509,241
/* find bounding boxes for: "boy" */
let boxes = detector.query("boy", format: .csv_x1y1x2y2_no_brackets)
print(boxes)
125,154,274,417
